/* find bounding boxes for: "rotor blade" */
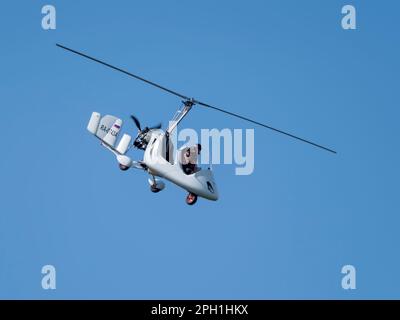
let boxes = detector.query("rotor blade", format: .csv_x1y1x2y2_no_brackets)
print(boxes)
56,43,190,101
196,101,337,154
130,115,142,131
57,43,336,154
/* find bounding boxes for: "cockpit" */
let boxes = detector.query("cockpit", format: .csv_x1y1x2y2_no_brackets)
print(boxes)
178,144,202,175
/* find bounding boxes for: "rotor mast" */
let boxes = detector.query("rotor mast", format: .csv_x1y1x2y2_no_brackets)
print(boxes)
167,99,195,135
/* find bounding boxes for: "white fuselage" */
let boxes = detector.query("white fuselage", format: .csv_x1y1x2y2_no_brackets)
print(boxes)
143,130,219,201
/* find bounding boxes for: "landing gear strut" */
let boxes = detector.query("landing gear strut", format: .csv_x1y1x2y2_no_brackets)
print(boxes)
186,193,198,206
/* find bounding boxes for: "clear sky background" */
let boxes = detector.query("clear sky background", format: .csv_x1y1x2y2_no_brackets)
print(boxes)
1,0,399,299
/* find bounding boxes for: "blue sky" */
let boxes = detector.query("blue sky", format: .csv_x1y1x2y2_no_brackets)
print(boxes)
1,0,399,299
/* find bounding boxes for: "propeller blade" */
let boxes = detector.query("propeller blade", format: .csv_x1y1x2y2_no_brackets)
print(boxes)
149,123,162,130
130,115,142,131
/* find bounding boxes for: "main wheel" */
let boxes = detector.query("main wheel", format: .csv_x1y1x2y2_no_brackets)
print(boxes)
186,193,198,206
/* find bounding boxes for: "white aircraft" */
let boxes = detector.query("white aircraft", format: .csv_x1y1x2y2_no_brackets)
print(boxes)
57,44,336,205
86,102,218,205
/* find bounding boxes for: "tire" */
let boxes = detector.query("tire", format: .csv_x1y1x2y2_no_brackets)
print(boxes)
186,193,198,206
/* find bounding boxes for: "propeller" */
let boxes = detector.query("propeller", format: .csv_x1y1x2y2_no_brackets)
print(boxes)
130,115,142,131
130,114,161,150
57,43,336,154
130,115,161,132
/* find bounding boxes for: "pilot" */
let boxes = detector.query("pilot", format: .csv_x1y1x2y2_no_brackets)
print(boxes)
182,144,202,175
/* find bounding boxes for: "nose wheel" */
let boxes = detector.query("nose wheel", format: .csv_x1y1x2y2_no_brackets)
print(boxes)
186,193,198,206
150,185,162,193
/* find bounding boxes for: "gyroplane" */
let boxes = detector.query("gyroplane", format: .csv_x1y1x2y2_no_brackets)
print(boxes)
57,44,336,205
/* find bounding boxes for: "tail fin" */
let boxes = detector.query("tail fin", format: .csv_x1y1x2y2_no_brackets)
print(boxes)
87,112,123,147
87,112,101,134
116,134,132,154
102,119,122,147
95,114,119,139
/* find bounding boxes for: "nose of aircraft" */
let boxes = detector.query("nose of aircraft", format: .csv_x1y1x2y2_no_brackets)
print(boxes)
205,180,219,201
